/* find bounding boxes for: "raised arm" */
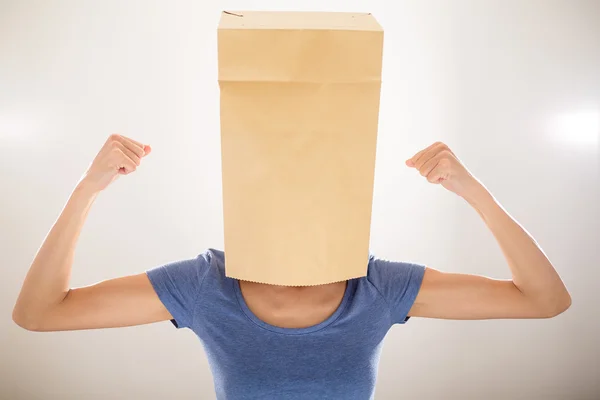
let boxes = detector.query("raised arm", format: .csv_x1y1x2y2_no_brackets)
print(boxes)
404,142,571,320
12,134,172,331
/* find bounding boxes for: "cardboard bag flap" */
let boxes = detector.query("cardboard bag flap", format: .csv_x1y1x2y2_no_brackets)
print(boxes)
219,11,382,31
218,11,383,83
217,11,384,286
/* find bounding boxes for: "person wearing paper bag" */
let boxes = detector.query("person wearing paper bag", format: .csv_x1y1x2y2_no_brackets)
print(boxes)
13,134,570,399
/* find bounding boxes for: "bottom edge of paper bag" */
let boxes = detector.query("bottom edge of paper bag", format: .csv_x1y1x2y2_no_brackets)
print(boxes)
224,271,368,287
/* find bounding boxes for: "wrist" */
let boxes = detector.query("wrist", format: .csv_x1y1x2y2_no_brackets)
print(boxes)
72,180,101,202
462,180,494,209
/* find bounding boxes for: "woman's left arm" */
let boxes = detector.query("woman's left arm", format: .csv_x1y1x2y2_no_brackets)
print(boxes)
405,142,571,320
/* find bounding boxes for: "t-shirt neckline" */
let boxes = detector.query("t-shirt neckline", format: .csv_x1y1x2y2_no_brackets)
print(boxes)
232,277,356,335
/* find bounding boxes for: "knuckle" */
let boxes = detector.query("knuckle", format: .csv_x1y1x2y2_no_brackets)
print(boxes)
111,149,124,161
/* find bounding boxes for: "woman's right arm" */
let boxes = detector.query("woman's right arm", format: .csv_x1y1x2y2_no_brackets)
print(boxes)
12,134,172,332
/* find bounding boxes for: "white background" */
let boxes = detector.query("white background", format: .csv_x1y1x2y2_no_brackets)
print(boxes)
1,0,599,399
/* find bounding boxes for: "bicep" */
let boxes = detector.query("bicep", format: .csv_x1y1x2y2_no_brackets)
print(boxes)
408,268,543,320
39,273,172,331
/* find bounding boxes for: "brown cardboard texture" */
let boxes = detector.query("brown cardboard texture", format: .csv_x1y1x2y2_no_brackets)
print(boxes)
218,11,383,286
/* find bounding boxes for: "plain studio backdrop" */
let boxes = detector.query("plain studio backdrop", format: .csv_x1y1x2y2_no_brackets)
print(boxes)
1,0,599,399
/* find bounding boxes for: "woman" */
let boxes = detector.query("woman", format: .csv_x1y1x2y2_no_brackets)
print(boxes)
12,134,571,400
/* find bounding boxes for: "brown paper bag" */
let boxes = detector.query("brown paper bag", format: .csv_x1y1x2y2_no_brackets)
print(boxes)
217,11,384,286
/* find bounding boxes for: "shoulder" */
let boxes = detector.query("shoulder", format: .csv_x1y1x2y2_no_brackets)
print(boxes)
365,253,426,303
365,253,427,324
146,248,225,285
366,253,426,286
204,248,225,268
196,248,227,281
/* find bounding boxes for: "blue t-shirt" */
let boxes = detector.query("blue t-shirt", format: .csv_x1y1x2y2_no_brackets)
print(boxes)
146,249,425,400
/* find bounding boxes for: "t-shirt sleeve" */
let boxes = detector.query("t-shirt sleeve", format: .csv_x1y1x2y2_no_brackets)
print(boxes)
367,255,426,325
145,253,211,329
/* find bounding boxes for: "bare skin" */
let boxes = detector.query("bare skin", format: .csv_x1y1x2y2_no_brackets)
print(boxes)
239,280,348,329
12,135,571,332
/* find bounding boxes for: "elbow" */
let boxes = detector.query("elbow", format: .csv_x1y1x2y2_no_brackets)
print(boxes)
13,293,68,332
12,307,43,332
538,291,572,318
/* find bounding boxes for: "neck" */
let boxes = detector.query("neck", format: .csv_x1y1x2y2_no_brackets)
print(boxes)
239,280,347,301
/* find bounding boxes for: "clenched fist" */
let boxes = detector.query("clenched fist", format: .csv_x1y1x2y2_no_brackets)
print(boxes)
78,134,151,194
406,142,483,200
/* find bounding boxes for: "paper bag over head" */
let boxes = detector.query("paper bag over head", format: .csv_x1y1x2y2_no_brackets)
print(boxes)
217,11,384,286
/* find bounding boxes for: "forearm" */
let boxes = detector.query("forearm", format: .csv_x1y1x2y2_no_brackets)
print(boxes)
465,183,571,312
13,183,98,325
